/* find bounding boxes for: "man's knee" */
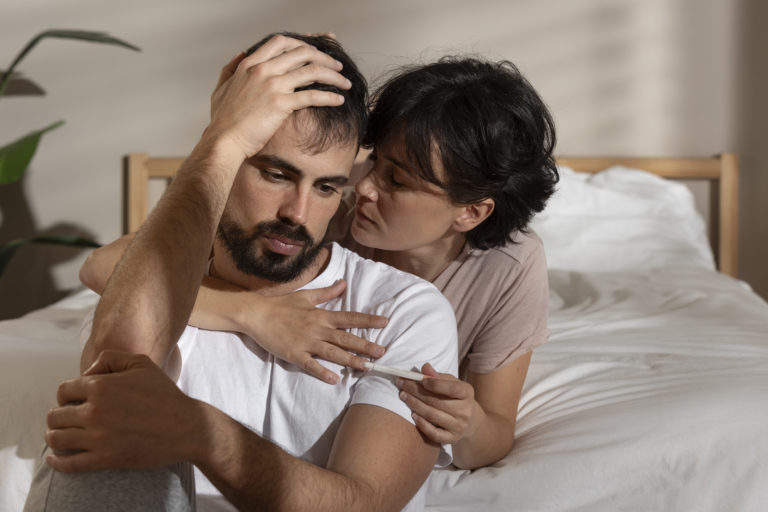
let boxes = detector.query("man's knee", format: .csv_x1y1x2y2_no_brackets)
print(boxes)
23,445,196,512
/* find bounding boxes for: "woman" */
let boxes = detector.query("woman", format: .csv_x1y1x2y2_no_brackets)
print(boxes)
81,57,558,470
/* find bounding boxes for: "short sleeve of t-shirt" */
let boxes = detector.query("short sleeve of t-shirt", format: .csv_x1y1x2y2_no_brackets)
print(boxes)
348,282,458,466
307,245,458,467
434,230,550,374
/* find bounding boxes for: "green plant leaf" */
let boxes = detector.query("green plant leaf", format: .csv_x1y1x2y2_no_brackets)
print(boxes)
0,120,64,185
0,235,101,277
0,29,141,96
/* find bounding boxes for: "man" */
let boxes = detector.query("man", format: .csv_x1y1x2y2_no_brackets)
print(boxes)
24,33,457,511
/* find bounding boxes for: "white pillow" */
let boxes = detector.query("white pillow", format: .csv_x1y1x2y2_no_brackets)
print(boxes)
530,166,715,272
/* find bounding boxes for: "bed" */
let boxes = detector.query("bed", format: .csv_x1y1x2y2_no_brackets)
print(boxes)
1,153,766,511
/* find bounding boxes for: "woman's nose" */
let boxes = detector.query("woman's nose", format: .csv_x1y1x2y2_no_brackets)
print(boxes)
355,171,378,201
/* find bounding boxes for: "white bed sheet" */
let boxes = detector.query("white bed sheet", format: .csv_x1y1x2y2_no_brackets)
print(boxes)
0,288,90,512
2,267,766,512
427,267,768,511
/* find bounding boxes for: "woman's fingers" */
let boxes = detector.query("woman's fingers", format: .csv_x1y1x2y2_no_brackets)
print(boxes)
329,309,388,329
304,279,348,305
399,392,461,443
421,376,473,400
314,340,369,371
411,413,454,444
328,328,385,359
298,355,341,385
396,374,476,444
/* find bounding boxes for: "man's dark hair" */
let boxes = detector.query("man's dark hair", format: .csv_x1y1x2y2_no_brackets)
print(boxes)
364,58,559,250
246,32,367,153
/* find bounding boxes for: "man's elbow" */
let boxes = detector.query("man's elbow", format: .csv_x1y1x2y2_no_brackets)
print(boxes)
79,250,107,293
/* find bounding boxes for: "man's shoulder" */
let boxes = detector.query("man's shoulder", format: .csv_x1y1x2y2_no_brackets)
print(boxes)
319,244,457,348
331,243,449,305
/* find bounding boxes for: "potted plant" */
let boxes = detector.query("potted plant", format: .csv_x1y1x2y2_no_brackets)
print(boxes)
0,29,140,276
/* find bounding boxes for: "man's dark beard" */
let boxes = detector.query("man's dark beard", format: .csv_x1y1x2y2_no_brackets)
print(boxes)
217,217,324,283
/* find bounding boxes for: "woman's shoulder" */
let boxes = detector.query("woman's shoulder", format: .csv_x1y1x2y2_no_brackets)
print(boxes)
456,229,545,282
477,229,545,266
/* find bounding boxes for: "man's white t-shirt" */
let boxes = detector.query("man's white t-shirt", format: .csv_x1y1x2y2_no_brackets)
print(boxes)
140,242,457,511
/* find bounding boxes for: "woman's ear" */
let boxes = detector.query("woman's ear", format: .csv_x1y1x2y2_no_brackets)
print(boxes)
453,198,495,233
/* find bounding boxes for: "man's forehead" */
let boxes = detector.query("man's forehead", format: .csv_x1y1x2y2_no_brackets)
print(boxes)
248,113,354,177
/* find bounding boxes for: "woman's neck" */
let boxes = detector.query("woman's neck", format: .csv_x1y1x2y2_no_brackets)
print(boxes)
374,233,466,283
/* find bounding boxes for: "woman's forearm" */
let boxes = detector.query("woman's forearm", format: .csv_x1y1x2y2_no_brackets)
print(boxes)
451,405,516,469
451,352,532,469
187,276,253,332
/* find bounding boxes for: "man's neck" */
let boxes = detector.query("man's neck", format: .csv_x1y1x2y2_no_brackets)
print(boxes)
211,246,332,296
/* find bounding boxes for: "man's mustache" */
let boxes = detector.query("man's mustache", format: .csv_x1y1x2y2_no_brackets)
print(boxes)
252,220,313,246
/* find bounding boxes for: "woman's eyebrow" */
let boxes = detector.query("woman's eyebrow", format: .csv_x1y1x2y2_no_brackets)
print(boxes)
386,155,416,174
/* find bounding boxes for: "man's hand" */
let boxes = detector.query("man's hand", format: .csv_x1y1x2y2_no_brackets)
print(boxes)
46,351,205,473
206,34,352,161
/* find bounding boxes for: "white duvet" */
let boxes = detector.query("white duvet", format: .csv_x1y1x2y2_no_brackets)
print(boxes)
427,267,768,511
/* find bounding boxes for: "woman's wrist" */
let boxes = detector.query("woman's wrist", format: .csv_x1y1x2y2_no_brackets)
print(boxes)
228,291,265,335
455,398,484,445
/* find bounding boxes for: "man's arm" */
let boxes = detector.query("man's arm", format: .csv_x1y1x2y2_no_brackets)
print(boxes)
80,140,240,371
48,351,438,511
80,35,351,371
199,403,437,511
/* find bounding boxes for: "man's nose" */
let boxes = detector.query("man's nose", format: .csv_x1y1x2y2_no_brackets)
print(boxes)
279,190,310,225
355,172,378,201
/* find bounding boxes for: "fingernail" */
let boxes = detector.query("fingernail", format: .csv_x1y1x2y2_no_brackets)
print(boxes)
399,391,407,401
374,346,385,357
396,378,404,388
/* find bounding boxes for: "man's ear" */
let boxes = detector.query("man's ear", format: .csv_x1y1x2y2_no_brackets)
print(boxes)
452,198,495,233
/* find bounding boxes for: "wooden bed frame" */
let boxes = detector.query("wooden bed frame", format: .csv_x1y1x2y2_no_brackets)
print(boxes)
123,153,739,277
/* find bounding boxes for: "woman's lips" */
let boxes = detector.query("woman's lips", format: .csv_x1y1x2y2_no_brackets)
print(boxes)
264,235,303,256
354,206,376,226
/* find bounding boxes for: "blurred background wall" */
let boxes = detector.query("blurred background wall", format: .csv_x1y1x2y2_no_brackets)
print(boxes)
1,0,766,318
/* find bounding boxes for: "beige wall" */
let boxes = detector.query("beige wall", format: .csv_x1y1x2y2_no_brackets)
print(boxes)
1,0,765,318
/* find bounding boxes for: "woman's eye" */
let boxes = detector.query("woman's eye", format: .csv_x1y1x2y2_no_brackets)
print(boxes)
388,168,404,187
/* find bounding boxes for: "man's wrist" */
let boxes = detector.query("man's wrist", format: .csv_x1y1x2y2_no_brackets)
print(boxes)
183,399,225,468
187,134,248,181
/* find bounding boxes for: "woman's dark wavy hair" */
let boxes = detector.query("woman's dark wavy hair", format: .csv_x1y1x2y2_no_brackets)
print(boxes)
246,32,368,152
364,58,558,250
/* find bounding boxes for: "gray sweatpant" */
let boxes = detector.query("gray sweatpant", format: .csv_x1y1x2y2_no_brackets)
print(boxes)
22,445,196,512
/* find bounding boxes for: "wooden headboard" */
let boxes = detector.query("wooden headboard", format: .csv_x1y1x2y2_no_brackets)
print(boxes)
123,153,739,277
